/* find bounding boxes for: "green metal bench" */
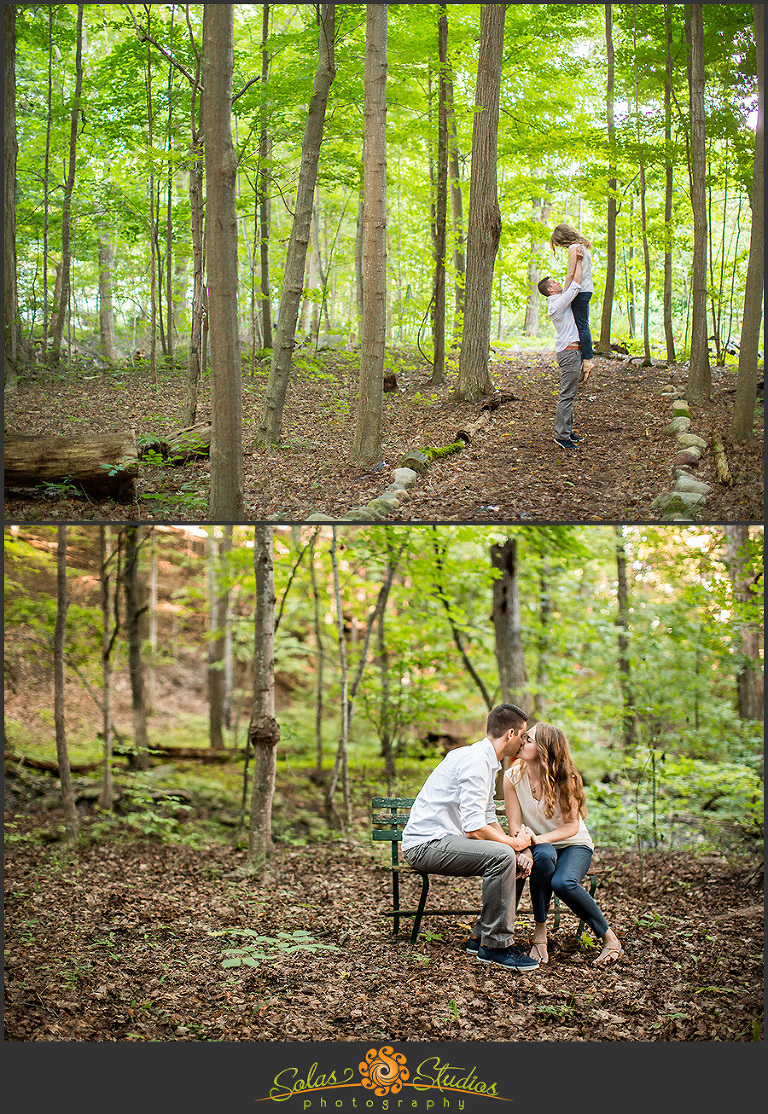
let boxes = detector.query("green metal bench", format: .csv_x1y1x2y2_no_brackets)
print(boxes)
372,796,598,945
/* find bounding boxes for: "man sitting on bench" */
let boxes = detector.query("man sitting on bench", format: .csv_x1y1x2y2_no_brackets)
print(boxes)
401,703,540,972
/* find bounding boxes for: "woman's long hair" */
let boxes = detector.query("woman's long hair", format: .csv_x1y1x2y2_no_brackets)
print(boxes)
550,222,592,252
519,722,587,821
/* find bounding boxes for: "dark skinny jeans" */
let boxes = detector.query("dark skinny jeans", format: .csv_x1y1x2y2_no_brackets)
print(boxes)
571,291,594,359
529,842,609,939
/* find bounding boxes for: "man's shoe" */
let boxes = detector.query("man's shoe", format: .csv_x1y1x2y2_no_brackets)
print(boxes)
464,936,481,955
554,436,576,450
476,943,540,972
569,432,583,443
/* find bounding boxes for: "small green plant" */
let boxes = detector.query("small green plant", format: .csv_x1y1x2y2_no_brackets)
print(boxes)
212,928,340,969
536,1002,573,1021
37,476,79,499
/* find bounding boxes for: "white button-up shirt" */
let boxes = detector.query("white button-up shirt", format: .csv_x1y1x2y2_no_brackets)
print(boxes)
547,280,582,353
401,737,501,853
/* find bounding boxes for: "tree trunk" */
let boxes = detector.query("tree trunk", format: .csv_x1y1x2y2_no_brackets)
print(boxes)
256,4,336,447
179,7,205,427
534,557,552,722
204,3,243,519
430,5,448,385
55,527,80,851
207,530,226,751
724,526,764,722
352,4,388,465
50,4,84,367
596,2,616,357
523,197,551,336
145,12,158,382
663,3,677,364
97,222,119,363
615,526,638,748
3,4,18,386
258,3,273,349
685,3,711,403
730,2,764,442
306,530,326,783
491,537,530,710
633,14,652,367
455,3,506,402
98,527,114,810
124,527,150,771
446,70,465,341
247,525,280,871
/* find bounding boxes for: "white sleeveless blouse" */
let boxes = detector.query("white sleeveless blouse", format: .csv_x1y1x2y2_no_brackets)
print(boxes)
505,764,594,850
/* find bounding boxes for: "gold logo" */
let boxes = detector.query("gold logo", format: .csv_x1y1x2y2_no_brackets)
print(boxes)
358,1046,410,1096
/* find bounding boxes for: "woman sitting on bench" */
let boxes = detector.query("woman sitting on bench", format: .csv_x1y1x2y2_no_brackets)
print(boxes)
504,721,624,968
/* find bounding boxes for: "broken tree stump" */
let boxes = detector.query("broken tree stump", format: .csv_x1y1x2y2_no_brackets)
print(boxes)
139,422,211,465
711,432,733,486
4,431,138,501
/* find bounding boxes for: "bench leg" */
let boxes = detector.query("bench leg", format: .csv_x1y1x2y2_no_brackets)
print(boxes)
392,868,400,936
410,872,430,945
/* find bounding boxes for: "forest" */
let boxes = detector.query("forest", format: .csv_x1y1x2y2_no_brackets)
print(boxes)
3,523,764,1048
3,3,764,521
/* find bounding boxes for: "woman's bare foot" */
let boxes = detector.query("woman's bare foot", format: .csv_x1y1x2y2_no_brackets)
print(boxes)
593,929,623,967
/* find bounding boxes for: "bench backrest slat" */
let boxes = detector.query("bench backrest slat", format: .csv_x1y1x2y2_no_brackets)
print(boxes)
371,797,507,850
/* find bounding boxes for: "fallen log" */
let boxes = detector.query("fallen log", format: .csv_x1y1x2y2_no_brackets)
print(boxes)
114,744,244,762
140,422,211,465
4,432,138,501
456,409,492,444
711,432,733,486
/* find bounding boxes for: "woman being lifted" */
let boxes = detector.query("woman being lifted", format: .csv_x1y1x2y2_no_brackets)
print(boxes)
551,223,595,384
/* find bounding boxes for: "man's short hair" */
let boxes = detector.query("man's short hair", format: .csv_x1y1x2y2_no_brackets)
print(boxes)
537,276,552,296
486,703,528,739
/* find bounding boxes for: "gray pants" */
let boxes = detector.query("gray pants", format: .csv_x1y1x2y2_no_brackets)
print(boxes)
555,347,582,439
403,834,517,949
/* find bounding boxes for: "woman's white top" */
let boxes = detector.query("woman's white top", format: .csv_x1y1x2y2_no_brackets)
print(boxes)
570,244,593,293
505,763,594,850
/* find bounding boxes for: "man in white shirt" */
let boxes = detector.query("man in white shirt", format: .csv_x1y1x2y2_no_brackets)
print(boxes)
537,245,585,450
402,703,539,972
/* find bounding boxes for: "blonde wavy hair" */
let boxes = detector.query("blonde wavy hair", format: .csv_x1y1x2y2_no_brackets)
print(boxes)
514,721,587,821
550,222,592,252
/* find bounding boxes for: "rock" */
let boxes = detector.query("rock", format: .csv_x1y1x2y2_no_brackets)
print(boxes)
366,497,396,517
674,473,713,496
666,416,692,435
380,484,409,505
391,467,419,488
676,432,708,450
673,449,701,467
399,450,430,474
651,491,707,516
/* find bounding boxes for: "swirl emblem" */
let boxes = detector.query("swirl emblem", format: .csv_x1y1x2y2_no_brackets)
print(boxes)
358,1046,409,1096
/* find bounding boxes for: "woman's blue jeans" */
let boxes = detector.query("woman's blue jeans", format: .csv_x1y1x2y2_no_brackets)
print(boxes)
571,291,594,359
529,842,609,938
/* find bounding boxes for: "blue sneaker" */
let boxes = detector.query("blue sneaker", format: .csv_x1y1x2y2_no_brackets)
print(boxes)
464,936,481,955
476,943,540,972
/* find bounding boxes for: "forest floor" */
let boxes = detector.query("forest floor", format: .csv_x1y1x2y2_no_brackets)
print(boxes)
3,345,763,523
4,806,764,1044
